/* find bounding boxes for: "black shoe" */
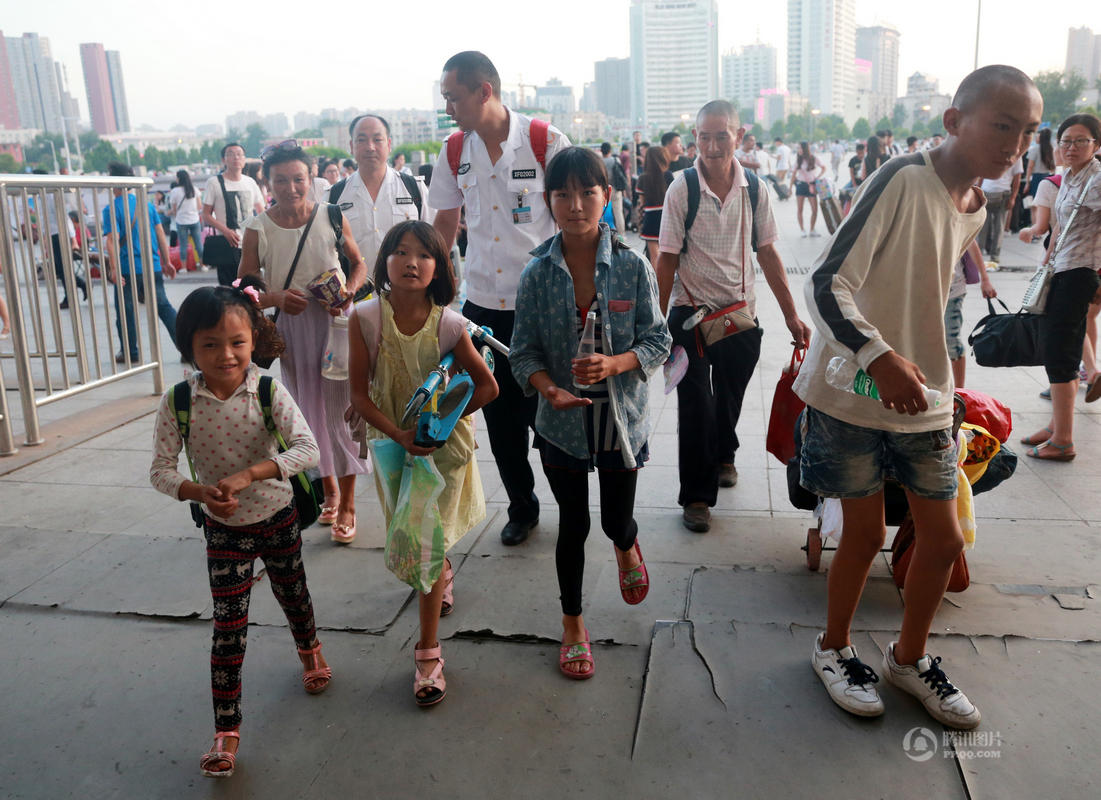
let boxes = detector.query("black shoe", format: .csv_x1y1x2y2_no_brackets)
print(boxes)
59,299,69,310
500,518,537,546
682,503,711,533
718,463,738,488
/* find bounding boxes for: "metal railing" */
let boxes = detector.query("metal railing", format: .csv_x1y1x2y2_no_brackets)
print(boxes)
0,174,165,455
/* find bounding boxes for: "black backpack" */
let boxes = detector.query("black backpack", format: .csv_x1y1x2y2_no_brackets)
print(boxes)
680,167,760,254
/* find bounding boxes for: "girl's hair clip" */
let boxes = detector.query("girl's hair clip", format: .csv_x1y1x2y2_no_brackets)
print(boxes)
231,278,261,305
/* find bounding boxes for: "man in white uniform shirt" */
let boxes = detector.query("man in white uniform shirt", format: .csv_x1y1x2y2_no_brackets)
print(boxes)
202,142,265,285
431,50,570,545
330,114,427,272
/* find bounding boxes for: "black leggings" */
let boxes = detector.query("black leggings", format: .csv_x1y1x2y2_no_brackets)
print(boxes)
204,505,319,732
543,465,639,616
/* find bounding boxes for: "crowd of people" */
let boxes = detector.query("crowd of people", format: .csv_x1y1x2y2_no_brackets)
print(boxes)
28,50,1085,780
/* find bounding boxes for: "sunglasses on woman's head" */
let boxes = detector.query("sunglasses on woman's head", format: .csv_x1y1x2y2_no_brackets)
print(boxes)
259,139,300,160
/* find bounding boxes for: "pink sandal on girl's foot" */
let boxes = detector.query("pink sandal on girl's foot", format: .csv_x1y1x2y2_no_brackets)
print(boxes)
440,559,455,617
297,641,333,694
617,541,649,605
199,729,240,778
560,630,595,680
318,497,339,525
330,514,356,544
414,645,447,706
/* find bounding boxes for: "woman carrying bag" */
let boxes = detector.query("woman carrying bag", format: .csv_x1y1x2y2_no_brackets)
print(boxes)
1020,114,1101,461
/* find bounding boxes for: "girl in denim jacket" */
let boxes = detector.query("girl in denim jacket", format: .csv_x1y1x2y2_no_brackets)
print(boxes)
511,147,671,680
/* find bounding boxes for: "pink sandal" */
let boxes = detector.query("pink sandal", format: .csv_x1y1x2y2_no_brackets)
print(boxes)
318,498,339,525
414,644,446,706
297,641,332,694
441,559,455,617
330,514,356,544
618,540,649,605
199,729,240,778
560,629,595,680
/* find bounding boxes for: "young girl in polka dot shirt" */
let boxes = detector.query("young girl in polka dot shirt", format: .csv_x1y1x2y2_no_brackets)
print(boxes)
149,276,330,779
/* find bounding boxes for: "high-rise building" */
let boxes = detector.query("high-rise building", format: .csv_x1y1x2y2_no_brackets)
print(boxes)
80,42,117,135
225,110,261,133
1065,26,1096,80
855,25,900,124
594,57,631,120
105,50,130,132
7,33,65,134
0,35,20,130
262,112,290,137
535,78,575,115
579,82,598,113
630,0,718,132
787,0,856,120
721,43,778,111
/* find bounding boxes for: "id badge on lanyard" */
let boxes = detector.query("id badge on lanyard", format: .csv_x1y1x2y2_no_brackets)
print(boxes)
511,191,532,224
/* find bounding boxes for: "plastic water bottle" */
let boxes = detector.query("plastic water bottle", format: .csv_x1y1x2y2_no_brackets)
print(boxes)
573,310,597,389
825,356,941,408
321,313,350,381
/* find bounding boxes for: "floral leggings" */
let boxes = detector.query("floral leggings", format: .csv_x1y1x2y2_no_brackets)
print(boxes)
204,504,318,731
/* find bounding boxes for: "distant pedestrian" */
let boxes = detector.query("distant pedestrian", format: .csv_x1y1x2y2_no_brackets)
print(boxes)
773,137,793,183
150,277,330,779
791,141,826,237
202,143,266,285
601,141,628,231
169,169,204,270
638,144,672,264
977,155,1023,264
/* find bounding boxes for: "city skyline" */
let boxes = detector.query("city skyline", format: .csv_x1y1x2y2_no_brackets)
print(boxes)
2,0,1100,133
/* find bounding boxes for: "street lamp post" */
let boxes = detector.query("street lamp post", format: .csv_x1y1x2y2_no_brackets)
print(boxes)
810,109,821,142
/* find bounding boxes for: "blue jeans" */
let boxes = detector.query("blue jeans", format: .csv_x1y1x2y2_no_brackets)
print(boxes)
114,271,178,358
177,221,204,267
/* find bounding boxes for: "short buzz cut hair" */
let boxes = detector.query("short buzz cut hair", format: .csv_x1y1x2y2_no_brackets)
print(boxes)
696,99,739,129
442,50,501,98
952,64,1036,114
348,113,390,139
660,131,681,147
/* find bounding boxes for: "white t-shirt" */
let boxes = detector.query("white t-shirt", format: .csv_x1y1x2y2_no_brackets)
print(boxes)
428,108,570,311
980,157,1023,194
202,174,265,235
310,177,332,205
775,144,793,171
168,185,201,225
1033,176,1060,210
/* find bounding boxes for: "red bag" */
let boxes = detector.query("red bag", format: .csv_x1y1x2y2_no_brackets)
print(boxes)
954,388,1012,443
766,347,806,465
890,518,970,593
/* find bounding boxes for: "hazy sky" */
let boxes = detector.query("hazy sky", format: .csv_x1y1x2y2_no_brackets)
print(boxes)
5,0,1101,130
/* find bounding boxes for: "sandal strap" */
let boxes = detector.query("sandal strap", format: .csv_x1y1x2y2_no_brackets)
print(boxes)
297,641,323,657
414,645,442,660
560,641,593,662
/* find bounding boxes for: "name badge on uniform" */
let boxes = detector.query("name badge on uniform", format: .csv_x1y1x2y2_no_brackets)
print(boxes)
457,163,471,175
395,197,414,205
512,168,536,179
339,202,353,210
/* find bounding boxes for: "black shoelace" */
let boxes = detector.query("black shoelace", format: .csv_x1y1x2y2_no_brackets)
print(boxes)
839,655,879,688
918,656,959,699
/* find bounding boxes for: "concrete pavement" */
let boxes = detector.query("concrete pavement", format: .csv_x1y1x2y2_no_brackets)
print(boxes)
1,192,1099,799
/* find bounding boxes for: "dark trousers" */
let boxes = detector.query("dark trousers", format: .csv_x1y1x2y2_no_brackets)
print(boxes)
669,306,763,507
463,301,539,524
216,248,242,287
204,505,319,732
1040,267,1101,384
51,233,86,303
543,464,639,616
979,191,1009,260
114,270,177,358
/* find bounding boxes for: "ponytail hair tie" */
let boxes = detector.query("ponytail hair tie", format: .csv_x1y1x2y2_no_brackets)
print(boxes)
231,278,261,305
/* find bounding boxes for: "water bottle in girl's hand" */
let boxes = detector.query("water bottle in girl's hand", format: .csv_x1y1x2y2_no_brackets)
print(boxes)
825,356,941,408
572,310,597,389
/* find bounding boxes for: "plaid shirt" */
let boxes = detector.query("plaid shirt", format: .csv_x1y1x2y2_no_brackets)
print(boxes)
657,157,778,316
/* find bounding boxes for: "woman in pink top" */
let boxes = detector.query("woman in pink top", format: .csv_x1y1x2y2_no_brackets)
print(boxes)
790,141,827,237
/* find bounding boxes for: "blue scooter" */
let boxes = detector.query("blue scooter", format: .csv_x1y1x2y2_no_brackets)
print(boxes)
399,322,509,448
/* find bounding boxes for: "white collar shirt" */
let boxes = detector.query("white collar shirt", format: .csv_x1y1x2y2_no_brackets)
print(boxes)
339,167,427,270
428,107,570,310
657,156,779,315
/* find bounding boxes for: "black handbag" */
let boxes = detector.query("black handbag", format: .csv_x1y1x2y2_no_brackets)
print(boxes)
967,298,1042,368
203,175,242,269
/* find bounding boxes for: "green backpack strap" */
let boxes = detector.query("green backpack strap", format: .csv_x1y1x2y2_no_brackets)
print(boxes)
168,380,198,481
257,375,289,452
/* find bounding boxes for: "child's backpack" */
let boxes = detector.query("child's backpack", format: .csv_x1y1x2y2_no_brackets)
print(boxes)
167,376,323,528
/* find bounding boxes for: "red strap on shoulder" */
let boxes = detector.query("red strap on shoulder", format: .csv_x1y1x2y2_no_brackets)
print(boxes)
529,119,550,171
446,132,465,177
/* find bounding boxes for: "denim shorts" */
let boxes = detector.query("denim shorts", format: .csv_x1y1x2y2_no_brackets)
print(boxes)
944,295,965,360
799,406,958,501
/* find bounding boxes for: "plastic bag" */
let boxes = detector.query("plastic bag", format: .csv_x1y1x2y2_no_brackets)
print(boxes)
370,439,447,593
321,314,350,380
954,388,1012,443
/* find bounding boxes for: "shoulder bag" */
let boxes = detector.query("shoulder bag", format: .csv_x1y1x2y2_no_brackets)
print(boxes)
1021,170,1098,314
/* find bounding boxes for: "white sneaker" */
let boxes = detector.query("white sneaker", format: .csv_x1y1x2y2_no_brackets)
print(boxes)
882,642,981,730
812,632,884,717
800,230,808,238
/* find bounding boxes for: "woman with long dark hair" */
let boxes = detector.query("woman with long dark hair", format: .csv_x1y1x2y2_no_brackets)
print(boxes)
1020,113,1101,461
790,141,826,237
638,144,672,264
1026,127,1056,198
169,169,204,269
